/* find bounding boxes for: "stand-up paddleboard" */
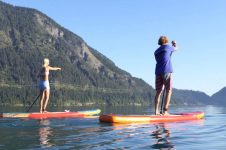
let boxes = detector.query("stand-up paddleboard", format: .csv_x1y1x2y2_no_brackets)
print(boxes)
99,112,204,124
0,109,101,119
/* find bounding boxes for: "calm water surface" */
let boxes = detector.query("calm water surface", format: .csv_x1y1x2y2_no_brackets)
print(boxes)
0,105,226,150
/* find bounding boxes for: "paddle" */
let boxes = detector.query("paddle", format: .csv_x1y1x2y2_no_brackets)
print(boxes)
26,93,41,112
160,87,166,114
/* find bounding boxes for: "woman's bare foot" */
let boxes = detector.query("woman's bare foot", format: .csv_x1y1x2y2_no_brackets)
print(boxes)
40,109,43,113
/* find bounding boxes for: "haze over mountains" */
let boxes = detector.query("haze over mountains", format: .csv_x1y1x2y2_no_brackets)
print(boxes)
0,1,224,106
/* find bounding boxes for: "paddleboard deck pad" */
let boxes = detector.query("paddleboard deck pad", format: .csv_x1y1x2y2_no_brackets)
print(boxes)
0,109,101,119
99,112,204,123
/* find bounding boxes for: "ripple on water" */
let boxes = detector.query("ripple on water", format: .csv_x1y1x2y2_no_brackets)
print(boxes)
1,106,226,149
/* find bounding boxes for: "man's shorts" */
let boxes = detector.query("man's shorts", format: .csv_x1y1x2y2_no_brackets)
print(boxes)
155,73,172,92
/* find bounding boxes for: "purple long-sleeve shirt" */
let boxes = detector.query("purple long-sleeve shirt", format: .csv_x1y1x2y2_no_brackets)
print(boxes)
154,44,175,75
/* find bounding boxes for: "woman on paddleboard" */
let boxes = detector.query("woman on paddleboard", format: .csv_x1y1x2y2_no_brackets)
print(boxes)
154,36,177,115
39,58,61,113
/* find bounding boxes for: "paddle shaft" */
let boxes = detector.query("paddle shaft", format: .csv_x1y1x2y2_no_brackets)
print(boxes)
160,87,166,114
26,93,41,112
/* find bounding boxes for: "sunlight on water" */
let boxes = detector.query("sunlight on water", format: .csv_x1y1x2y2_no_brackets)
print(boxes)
0,105,226,149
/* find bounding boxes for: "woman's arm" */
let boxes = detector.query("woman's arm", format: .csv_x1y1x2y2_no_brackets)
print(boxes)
48,66,62,71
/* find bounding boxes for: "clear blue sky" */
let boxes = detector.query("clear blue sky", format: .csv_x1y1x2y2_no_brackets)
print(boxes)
3,0,226,96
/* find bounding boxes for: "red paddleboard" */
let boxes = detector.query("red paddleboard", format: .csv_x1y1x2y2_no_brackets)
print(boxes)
0,109,101,119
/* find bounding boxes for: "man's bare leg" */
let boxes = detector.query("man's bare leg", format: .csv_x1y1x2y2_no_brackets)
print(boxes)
154,90,162,115
163,90,172,115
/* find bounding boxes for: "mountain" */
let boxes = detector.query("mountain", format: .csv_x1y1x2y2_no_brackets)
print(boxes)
0,1,213,106
172,89,212,105
211,87,226,105
0,1,155,106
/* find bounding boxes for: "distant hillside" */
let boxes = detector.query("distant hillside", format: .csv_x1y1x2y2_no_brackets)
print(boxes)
0,1,155,106
211,87,226,105
172,89,212,105
0,1,214,106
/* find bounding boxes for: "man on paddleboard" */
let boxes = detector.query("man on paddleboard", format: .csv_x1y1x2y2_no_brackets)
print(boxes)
38,58,61,113
154,36,177,115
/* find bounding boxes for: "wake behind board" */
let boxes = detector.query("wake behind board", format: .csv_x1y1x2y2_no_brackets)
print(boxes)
99,112,204,124
0,109,101,119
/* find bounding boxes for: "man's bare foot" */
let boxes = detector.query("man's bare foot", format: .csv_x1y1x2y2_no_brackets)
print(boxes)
163,111,170,116
155,111,162,115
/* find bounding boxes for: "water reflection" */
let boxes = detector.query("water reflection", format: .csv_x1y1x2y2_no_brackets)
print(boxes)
39,119,53,148
151,123,174,149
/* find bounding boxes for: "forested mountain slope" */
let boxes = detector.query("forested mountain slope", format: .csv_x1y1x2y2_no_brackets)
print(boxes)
0,1,214,106
0,1,154,106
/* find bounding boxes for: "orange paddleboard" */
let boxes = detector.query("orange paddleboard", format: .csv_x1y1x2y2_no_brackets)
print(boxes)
99,112,204,124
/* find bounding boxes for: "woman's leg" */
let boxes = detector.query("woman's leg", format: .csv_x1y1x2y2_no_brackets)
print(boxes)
43,89,50,112
39,90,45,113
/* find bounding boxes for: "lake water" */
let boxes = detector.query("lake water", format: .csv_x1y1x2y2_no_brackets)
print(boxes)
0,105,226,150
